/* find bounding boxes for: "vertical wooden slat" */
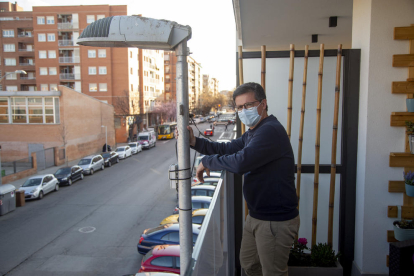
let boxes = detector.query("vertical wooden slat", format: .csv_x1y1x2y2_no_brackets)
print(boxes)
296,45,309,209
287,44,295,140
261,45,266,91
238,46,246,136
312,44,325,247
328,45,342,246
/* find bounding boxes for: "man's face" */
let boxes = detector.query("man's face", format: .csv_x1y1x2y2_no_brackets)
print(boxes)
234,91,266,114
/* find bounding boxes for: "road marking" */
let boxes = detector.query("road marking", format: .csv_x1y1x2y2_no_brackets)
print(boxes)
163,140,171,144
79,226,96,233
150,168,162,175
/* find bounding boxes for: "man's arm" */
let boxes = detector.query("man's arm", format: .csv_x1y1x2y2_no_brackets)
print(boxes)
192,135,245,156
201,125,289,175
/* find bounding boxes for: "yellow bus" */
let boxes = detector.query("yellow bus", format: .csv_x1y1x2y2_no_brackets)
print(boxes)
157,122,177,140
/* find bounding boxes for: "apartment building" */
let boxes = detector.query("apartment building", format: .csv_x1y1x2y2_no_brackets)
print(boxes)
202,74,219,97
164,52,202,112
0,3,34,91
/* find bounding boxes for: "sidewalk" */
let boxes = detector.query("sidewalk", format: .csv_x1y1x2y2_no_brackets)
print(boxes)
5,158,81,191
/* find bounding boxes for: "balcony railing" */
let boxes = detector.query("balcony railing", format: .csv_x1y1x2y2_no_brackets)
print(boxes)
60,73,80,80
20,76,36,80
59,56,80,63
58,40,74,46
17,34,33,38
57,22,74,29
18,48,34,52
19,63,35,66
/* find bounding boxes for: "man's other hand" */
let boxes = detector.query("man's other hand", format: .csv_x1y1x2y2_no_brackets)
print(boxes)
175,126,196,147
196,161,210,183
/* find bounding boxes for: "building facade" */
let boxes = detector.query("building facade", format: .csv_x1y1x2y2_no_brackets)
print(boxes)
202,74,219,97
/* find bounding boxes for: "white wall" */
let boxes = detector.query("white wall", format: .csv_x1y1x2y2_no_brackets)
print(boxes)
243,55,343,252
352,0,414,274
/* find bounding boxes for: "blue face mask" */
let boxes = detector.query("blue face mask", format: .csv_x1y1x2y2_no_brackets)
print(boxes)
238,102,263,128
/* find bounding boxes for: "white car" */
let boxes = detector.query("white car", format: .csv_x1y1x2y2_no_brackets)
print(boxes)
116,146,132,159
128,142,142,154
19,174,59,200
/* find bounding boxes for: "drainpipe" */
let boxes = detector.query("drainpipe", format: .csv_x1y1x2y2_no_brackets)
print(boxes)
175,40,192,275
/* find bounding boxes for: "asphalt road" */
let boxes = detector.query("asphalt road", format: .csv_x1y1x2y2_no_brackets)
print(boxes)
0,123,234,276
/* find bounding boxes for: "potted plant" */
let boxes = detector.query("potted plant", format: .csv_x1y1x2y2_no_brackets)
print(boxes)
393,219,414,241
403,171,414,197
405,121,414,154
288,238,342,276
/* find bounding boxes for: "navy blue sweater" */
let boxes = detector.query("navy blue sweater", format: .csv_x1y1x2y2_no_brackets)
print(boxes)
194,115,298,221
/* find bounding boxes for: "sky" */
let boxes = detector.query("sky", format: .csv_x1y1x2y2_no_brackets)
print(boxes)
12,0,237,91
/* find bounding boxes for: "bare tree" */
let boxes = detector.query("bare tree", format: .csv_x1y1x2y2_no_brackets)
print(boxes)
153,101,177,123
199,93,226,115
113,90,142,141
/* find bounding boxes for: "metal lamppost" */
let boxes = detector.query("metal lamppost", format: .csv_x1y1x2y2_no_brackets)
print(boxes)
102,125,107,152
77,16,193,275
0,70,27,82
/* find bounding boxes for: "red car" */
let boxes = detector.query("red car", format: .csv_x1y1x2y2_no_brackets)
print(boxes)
139,245,180,274
204,128,214,136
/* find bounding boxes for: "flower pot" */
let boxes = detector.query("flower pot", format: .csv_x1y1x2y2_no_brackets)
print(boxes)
393,220,414,241
406,183,414,197
407,99,414,112
288,261,343,276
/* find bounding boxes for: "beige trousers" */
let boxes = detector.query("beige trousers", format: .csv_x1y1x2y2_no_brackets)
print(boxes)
240,214,300,276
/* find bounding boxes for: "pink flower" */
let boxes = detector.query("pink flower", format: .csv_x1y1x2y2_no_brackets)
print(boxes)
298,238,307,246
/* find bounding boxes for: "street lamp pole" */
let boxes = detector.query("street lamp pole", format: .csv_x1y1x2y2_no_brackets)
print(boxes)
0,70,27,82
102,125,107,151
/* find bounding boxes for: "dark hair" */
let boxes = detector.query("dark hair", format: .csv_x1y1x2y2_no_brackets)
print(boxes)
233,82,268,111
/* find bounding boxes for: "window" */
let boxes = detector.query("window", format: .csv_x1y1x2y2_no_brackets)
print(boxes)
130,68,133,75
39,67,48,75
6,86,18,91
98,49,106,58
47,33,55,42
39,50,47,59
48,50,56,58
3,44,15,52
130,51,132,58
38,33,46,42
4,58,16,66
88,50,96,58
150,257,173,268
99,83,107,92
49,67,57,75
37,16,45,24
2,30,14,37
161,231,179,242
50,84,58,91
0,97,9,123
131,84,133,91
192,215,204,224
98,66,107,75
5,72,17,80
86,15,95,24
40,84,48,91
89,83,97,92
46,16,54,24
88,67,96,75
96,15,105,20
11,97,26,123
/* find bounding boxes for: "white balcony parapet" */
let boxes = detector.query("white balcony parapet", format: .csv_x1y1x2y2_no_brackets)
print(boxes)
59,56,80,63
59,73,80,80
18,48,34,52
58,40,74,46
19,63,35,66
57,22,74,29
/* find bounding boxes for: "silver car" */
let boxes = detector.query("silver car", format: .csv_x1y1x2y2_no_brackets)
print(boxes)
77,155,105,175
19,174,59,200
128,142,142,154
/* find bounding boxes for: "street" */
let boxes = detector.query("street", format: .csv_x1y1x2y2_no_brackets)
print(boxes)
0,123,234,276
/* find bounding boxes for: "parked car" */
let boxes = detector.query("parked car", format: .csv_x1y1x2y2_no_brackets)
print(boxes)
191,185,216,197
193,179,220,186
54,165,84,186
199,117,206,123
160,208,208,226
101,151,119,167
138,245,181,274
137,223,200,255
204,129,214,136
19,174,59,200
228,119,236,124
128,142,143,154
116,146,132,159
173,196,212,214
78,155,105,175
192,171,222,183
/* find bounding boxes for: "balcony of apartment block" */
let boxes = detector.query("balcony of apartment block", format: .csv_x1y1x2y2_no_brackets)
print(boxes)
16,28,34,42
165,87,171,92
145,62,159,71
165,68,170,74
19,74,36,84
165,78,171,83
20,85,37,91
59,73,80,80
18,43,35,57
144,77,160,84
57,14,77,30
60,82,75,90
59,56,80,64
18,58,35,70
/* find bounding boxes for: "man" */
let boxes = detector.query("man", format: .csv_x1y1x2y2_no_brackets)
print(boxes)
188,82,299,276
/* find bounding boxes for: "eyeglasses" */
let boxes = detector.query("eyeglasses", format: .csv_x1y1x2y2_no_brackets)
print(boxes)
236,100,261,112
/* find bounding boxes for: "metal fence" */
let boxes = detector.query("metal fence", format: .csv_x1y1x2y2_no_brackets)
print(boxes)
1,157,33,177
